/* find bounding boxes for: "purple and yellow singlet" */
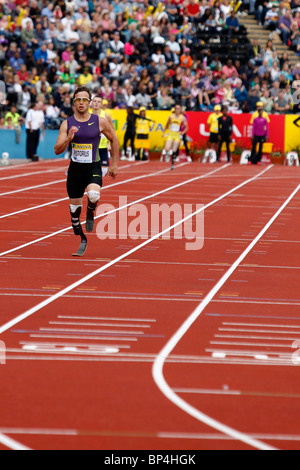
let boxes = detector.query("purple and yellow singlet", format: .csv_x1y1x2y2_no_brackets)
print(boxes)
67,114,101,163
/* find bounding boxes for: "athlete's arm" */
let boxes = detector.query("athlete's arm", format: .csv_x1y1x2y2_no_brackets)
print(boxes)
181,117,188,135
105,112,115,151
99,117,119,179
163,116,171,137
54,120,78,155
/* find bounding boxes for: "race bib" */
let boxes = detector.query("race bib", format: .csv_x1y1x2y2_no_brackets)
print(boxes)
170,123,180,133
71,143,93,163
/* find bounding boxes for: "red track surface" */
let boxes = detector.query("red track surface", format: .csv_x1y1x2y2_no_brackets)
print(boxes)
0,159,299,450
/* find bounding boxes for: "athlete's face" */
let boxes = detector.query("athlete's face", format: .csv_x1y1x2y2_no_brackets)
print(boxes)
175,105,181,115
92,97,102,111
73,92,91,113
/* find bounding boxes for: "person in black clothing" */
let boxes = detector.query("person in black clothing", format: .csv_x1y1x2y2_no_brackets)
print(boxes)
217,106,233,163
122,106,155,160
123,107,137,159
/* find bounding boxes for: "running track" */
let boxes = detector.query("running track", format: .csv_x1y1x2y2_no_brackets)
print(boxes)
0,158,299,450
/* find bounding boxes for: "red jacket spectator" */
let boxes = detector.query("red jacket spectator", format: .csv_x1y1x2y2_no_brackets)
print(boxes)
187,0,201,19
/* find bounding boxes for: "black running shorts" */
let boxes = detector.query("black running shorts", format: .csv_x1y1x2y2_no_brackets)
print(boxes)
67,160,103,199
209,132,219,144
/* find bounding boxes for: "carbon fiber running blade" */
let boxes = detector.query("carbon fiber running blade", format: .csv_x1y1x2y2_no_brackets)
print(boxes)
72,237,87,257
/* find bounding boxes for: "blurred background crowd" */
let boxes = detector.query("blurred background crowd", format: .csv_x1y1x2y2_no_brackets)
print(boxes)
1,0,300,130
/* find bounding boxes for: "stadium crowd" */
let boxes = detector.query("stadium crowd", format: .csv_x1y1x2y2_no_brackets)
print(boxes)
0,0,300,131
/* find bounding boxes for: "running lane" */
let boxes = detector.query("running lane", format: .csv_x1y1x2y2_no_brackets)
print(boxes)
0,164,299,450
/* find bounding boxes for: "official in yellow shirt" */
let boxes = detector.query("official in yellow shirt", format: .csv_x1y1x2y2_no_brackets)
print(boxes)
207,104,222,151
135,107,155,160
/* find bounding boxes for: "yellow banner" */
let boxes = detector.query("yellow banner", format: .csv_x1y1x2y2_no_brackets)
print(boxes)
284,115,300,153
108,110,171,151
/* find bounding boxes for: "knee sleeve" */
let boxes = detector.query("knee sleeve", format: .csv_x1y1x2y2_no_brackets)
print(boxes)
87,190,100,204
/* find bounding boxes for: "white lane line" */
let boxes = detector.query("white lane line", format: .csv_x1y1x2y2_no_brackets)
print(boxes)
0,433,31,450
1,426,300,442
223,322,300,329
215,334,299,341
211,341,295,348
39,327,145,335
0,178,66,197
0,163,226,257
0,162,188,220
57,315,156,322
0,165,169,220
0,168,65,182
0,159,65,172
49,321,151,328
20,341,130,349
219,328,300,335
0,161,146,198
0,161,149,214
152,181,300,451
0,165,271,335
29,334,138,342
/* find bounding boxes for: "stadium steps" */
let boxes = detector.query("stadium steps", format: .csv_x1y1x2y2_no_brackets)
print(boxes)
238,14,299,67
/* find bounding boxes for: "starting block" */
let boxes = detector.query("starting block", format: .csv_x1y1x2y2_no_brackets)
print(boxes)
176,154,192,163
203,149,217,164
1,152,9,166
240,150,251,164
285,152,299,166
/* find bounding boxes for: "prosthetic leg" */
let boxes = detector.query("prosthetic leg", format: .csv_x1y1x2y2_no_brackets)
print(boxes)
86,190,100,233
170,151,175,170
70,205,87,257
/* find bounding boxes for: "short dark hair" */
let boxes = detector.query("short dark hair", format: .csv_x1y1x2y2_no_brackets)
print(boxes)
73,86,92,101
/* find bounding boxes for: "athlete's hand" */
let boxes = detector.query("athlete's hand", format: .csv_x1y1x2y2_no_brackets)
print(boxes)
68,126,79,142
108,166,118,179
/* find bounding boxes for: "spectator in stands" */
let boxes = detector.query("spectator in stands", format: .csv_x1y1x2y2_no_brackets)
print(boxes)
249,39,263,66
77,67,93,87
278,9,292,45
246,87,260,112
33,42,48,65
264,4,279,31
45,96,61,129
157,87,174,110
225,11,240,36
221,59,239,79
260,88,275,113
135,85,152,108
176,79,192,109
110,31,125,62
188,0,204,26
234,79,248,107
59,93,73,120
180,48,193,69
274,89,291,113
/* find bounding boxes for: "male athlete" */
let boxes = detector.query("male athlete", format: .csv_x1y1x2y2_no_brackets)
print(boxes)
54,86,119,256
161,104,188,170
91,95,115,177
